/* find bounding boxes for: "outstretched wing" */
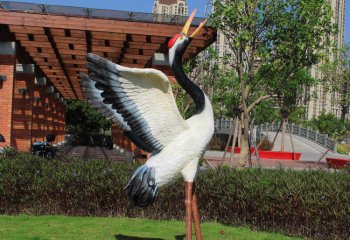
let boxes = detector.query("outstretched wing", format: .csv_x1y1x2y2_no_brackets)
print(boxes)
82,53,189,154
81,75,154,152
81,76,130,131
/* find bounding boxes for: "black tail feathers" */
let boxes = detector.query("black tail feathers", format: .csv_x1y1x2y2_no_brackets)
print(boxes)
125,165,158,207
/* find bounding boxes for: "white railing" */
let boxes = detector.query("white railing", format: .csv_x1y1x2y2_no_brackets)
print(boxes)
215,119,336,150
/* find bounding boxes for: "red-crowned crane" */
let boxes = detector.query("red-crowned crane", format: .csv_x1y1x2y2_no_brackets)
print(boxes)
82,10,213,240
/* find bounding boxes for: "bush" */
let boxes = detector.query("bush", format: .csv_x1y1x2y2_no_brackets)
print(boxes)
207,134,227,151
337,144,349,155
257,138,273,151
0,152,350,240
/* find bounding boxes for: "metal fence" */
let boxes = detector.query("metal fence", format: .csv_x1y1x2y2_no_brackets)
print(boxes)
256,122,336,150
215,118,234,134
215,119,336,150
1,1,208,26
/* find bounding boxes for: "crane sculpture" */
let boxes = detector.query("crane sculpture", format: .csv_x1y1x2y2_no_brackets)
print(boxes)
82,10,213,240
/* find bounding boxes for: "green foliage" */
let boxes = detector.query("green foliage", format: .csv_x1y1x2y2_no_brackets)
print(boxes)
173,82,196,119
337,145,349,155
1,153,350,239
307,112,344,138
288,107,307,125
321,44,350,120
66,100,112,133
210,0,336,164
211,69,241,118
251,100,280,125
262,68,318,119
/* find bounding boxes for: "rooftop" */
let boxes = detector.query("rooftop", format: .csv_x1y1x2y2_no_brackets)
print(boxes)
0,1,216,100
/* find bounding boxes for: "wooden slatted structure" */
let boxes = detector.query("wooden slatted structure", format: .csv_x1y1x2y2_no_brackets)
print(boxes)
0,1,216,100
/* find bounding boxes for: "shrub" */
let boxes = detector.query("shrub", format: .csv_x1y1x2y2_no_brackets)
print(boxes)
0,153,350,240
337,144,349,155
207,134,227,151
257,138,273,151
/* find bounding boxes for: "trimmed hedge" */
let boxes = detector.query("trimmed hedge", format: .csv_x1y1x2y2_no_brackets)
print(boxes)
0,153,350,240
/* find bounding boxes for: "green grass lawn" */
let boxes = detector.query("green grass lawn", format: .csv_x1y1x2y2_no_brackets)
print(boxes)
0,215,302,240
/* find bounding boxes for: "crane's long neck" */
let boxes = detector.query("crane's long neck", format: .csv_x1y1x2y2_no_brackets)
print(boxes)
170,47,205,113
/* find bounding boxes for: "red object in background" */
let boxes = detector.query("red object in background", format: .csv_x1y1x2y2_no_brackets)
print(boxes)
227,147,301,160
326,158,350,169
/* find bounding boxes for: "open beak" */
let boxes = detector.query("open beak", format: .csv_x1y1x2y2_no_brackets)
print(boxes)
182,9,208,38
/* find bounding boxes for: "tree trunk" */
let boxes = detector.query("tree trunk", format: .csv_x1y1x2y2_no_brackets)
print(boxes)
238,121,242,147
237,110,249,168
280,118,287,152
272,121,283,147
287,122,296,160
229,118,239,167
221,122,234,163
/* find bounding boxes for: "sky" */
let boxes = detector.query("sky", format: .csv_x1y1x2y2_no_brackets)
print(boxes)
9,0,350,44
10,0,209,16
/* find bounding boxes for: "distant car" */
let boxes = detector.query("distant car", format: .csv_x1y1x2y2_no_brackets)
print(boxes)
31,141,56,158
31,134,57,158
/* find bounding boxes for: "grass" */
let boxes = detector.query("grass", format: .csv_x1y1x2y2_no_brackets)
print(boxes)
0,215,302,240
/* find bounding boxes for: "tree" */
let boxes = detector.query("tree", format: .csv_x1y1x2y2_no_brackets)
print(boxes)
321,44,350,120
66,100,111,133
250,100,279,125
307,112,343,139
210,0,337,167
262,68,317,150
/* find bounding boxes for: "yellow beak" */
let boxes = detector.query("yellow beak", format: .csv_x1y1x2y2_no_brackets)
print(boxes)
182,9,208,38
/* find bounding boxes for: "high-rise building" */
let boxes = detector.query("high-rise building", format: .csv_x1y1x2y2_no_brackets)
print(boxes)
305,0,346,119
153,0,188,16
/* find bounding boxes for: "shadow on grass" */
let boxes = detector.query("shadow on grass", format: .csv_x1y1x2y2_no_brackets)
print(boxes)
115,234,186,240
115,234,164,240
174,234,186,240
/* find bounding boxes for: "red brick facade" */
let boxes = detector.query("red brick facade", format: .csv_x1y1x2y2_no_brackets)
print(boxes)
11,66,35,151
31,82,47,142
0,42,67,152
0,54,16,148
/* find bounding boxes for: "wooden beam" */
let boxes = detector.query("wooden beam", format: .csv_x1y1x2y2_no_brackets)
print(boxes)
1,12,214,41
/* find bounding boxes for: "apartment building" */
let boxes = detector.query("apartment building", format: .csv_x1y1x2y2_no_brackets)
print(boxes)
305,0,346,119
153,0,188,16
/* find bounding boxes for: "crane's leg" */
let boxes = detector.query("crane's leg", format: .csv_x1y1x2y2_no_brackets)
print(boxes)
185,181,193,240
192,183,203,240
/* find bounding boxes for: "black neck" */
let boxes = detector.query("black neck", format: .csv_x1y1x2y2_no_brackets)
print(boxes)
171,47,205,113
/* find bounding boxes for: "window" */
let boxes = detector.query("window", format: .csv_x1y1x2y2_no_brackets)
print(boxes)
178,3,184,15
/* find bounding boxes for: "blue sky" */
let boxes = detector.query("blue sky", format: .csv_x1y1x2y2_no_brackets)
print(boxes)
11,0,209,16
11,0,350,43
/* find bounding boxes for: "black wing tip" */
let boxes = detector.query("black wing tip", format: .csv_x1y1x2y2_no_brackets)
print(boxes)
125,165,159,207
87,52,100,60
124,131,154,153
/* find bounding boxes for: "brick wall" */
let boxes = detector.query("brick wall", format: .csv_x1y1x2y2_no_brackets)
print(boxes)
43,87,53,139
31,83,46,142
11,66,35,152
0,54,15,148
